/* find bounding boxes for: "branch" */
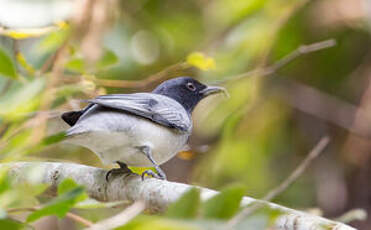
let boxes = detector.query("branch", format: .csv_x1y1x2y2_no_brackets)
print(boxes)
334,209,368,224
263,136,330,201
3,162,354,230
214,39,336,84
7,207,93,227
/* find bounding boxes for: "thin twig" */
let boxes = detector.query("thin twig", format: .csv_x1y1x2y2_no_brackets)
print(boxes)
202,0,313,89
7,207,93,227
85,201,145,230
269,39,336,73
256,0,312,68
7,207,38,213
334,208,367,224
213,39,336,84
58,62,193,90
66,212,94,227
12,39,20,63
91,39,335,90
39,52,58,75
263,136,330,201
226,136,331,228
92,62,194,89
38,35,70,76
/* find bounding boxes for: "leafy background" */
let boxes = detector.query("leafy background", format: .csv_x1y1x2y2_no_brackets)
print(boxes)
0,0,370,229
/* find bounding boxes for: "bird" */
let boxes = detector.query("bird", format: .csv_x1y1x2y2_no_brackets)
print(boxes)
61,76,227,180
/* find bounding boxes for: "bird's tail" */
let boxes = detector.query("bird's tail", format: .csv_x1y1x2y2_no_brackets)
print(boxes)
61,110,84,126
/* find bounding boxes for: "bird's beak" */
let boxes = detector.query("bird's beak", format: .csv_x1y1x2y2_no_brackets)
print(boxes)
200,86,229,98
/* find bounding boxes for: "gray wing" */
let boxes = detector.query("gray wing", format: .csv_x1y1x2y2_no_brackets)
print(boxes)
86,93,192,132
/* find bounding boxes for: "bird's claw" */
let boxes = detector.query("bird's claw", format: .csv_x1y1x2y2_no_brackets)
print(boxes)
141,169,166,181
106,162,132,182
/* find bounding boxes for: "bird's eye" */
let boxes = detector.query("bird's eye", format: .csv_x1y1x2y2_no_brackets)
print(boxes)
186,82,196,91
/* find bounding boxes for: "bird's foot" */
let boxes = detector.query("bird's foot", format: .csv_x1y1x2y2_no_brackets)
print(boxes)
106,161,132,182
141,169,167,181
137,145,167,181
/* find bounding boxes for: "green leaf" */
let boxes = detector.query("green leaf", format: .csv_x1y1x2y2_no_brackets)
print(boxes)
166,188,200,219
0,47,17,79
186,52,215,71
0,218,26,230
65,49,118,73
0,78,45,120
201,185,245,219
57,178,84,196
40,132,67,146
26,188,84,222
0,172,10,195
65,58,84,73
75,199,127,209
26,178,87,222
96,49,119,70
37,24,69,53
0,25,64,40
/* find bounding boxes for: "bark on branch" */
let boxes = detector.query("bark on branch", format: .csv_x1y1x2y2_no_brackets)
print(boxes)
3,162,355,230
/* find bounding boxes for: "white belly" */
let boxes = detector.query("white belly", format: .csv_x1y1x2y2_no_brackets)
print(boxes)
66,111,189,167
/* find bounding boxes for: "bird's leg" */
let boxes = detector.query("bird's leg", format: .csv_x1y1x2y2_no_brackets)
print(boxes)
138,146,167,180
106,161,132,181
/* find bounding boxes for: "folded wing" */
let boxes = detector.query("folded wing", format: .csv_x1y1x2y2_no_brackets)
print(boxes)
85,93,192,132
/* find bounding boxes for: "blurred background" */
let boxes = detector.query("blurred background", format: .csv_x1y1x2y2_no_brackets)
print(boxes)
0,0,370,229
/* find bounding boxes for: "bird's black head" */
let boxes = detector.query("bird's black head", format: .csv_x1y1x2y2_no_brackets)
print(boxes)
152,77,226,113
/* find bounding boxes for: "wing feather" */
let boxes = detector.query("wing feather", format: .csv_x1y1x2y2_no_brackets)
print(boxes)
86,93,191,132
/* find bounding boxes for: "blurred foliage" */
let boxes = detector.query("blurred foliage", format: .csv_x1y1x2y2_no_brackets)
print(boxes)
0,0,370,229
0,47,17,79
166,188,200,219
26,178,87,223
121,184,274,230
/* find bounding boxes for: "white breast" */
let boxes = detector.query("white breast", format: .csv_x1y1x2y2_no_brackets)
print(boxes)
66,110,189,167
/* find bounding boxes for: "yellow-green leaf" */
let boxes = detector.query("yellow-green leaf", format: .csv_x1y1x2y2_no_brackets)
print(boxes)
0,27,57,40
96,49,119,70
201,185,245,219
37,23,70,53
0,47,17,79
0,218,26,230
0,78,45,120
75,199,127,209
65,49,118,73
186,52,216,71
0,22,68,40
65,58,84,73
